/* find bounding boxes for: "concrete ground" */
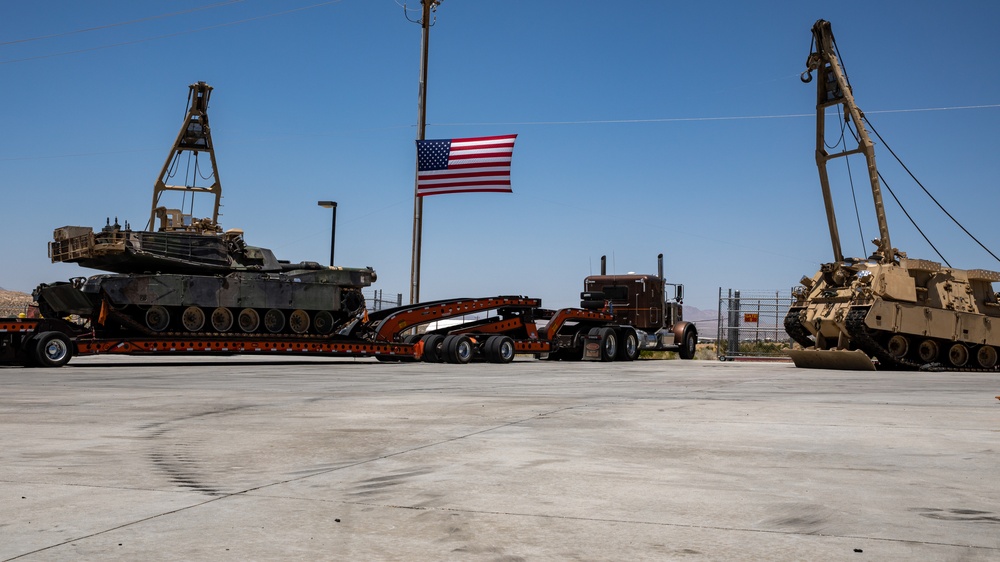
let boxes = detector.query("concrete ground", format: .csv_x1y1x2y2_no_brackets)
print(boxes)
1,356,998,561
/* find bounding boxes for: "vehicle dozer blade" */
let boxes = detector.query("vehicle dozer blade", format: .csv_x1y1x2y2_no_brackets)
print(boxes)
787,349,876,371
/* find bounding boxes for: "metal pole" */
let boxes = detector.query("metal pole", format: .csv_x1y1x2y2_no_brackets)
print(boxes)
317,201,337,266
330,203,337,266
409,0,435,304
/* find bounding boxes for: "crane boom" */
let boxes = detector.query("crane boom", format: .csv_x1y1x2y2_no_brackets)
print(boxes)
802,19,894,264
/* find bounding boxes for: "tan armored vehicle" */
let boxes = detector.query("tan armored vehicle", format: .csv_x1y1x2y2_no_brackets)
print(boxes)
785,20,1000,371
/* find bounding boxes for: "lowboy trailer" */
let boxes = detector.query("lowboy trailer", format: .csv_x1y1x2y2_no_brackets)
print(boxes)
0,295,657,368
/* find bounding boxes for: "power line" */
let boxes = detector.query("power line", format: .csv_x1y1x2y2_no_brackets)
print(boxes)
0,0,245,46
426,104,1000,127
0,1,343,65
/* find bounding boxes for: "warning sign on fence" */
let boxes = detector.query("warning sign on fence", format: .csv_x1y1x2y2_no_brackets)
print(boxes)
743,313,759,323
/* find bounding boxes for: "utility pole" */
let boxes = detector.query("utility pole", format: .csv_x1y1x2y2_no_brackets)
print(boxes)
408,0,438,304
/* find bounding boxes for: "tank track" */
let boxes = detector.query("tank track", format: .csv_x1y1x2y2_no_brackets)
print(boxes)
844,306,1000,372
783,307,815,348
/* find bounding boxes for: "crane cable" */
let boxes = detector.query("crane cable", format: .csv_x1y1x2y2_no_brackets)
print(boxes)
864,116,1000,266
831,36,975,268
842,119,951,266
832,105,868,257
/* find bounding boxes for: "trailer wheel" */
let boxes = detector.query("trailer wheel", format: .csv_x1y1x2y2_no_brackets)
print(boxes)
421,334,445,362
678,328,697,360
443,335,474,364
487,336,515,364
589,327,617,361
32,331,73,368
617,329,640,361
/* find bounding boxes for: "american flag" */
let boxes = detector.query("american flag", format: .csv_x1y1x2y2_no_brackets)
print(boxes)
415,134,517,196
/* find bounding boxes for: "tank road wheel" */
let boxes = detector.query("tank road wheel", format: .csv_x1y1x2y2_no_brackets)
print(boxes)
421,334,446,363
443,335,474,364
314,311,335,335
886,335,909,359
238,308,260,333
32,331,73,368
947,343,969,368
617,329,640,361
289,309,310,334
145,305,170,332
181,306,206,332
917,339,939,363
264,309,285,333
976,345,998,369
211,307,234,332
486,336,516,364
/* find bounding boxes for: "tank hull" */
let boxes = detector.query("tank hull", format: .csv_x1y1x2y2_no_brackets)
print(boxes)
785,260,1000,371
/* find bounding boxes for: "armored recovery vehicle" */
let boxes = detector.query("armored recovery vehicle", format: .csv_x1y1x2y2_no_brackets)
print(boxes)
37,82,375,336
784,20,1000,371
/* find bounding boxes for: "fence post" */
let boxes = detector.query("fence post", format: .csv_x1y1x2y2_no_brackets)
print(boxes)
727,290,741,358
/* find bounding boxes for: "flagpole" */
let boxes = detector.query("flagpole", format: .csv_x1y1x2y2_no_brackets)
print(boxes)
409,0,437,305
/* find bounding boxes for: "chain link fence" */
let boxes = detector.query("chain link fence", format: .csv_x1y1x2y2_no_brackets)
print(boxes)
365,289,402,312
0,303,35,319
716,289,795,361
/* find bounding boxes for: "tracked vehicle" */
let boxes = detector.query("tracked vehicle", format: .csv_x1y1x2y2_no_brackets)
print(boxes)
785,20,1000,371
37,82,375,336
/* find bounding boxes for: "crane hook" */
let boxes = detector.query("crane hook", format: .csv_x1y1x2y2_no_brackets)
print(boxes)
800,70,813,83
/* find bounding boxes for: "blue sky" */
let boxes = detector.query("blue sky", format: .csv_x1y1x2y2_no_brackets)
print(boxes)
2,0,999,312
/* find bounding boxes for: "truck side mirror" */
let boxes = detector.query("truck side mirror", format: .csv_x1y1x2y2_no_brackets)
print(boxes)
675,285,684,302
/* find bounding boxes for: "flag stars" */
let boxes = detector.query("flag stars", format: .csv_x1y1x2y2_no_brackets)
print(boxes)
418,140,451,170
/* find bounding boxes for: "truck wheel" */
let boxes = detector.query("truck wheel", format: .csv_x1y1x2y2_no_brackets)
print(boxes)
443,335,473,364
32,331,73,368
678,328,697,360
590,327,617,361
421,334,445,362
487,336,515,364
617,329,640,361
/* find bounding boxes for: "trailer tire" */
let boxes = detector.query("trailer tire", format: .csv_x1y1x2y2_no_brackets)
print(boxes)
590,327,617,361
31,331,73,368
487,336,515,364
421,334,445,363
678,328,697,360
443,335,474,364
617,329,640,361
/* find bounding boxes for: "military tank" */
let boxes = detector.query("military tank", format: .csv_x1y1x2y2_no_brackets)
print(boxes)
785,20,1000,371
36,82,376,336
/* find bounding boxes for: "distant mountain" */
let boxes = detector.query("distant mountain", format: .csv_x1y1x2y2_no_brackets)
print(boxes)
683,305,717,322
0,288,34,314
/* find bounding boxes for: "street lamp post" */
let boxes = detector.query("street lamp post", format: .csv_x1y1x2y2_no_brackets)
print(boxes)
317,201,337,266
